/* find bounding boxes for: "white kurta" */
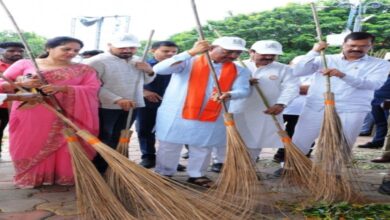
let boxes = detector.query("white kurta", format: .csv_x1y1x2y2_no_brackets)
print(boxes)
229,60,299,149
291,51,390,153
154,52,251,147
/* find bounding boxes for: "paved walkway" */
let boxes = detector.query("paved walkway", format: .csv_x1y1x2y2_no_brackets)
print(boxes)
0,129,389,219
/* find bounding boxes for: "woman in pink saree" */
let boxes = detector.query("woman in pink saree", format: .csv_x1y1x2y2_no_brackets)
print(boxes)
1,36,100,188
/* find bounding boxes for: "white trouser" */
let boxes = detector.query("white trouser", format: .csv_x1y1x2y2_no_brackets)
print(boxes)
212,146,226,164
212,145,260,163
155,140,212,177
292,107,367,154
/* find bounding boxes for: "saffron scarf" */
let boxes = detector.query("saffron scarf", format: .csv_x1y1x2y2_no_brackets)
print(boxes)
182,55,237,122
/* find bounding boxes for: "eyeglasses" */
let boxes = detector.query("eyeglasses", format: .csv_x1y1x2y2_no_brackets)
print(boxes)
344,44,372,49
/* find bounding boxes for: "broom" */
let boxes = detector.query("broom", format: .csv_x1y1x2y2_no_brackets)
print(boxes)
104,29,155,212
209,25,314,190
309,3,359,203
0,72,260,219
44,104,264,219
0,73,139,219
0,14,258,218
190,0,259,216
63,128,137,220
252,84,313,189
0,1,142,216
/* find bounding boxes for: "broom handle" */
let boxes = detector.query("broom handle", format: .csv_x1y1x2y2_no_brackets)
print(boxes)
190,0,228,112
310,2,330,92
209,25,284,131
0,74,80,131
125,29,155,130
0,0,64,113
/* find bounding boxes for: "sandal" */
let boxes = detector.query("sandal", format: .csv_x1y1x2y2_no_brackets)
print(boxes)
187,176,214,188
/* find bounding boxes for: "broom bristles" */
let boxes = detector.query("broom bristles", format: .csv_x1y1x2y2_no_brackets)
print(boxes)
64,128,136,220
310,92,362,203
76,129,263,220
278,130,314,192
104,129,139,214
209,113,261,218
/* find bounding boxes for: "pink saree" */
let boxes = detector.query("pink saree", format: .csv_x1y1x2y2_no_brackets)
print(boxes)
2,59,100,188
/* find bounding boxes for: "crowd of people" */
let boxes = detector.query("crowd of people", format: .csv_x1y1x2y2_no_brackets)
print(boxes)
0,31,389,195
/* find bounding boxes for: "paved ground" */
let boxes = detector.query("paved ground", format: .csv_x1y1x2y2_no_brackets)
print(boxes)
0,128,389,219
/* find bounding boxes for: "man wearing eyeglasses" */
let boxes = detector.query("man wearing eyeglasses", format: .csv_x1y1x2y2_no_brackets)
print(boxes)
291,32,390,156
153,37,250,187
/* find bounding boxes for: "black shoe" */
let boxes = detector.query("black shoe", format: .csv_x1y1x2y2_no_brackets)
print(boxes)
177,164,186,171
211,163,223,173
139,158,156,169
378,180,390,195
306,149,313,158
357,142,383,149
273,149,285,163
181,152,189,159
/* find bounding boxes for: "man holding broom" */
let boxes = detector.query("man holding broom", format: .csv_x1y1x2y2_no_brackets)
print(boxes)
291,32,390,155
153,36,250,187
84,33,155,173
214,40,299,166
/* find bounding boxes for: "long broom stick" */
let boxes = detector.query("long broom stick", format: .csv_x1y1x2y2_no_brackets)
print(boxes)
0,0,63,113
2,73,260,219
0,8,260,216
190,0,259,217
310,3,360,203
0,1,143,215
0,74,137,219
0,36,259,220
210,25,313,190
46,105,265,219
104,29,155,214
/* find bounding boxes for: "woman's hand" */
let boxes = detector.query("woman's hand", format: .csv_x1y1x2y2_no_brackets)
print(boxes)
39,84,68,95
17,75,43,89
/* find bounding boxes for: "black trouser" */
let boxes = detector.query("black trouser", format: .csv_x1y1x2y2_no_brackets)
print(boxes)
0,108,9,153
135,106,158,160
93,108,136,174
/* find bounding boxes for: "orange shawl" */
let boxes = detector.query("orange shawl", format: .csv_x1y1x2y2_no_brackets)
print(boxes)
182,55,237,122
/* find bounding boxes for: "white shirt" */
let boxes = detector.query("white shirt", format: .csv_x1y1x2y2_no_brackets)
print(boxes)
84,53,156,109
229,60,299,148
294,51,390,112
0,94,6,105
153,51,251,147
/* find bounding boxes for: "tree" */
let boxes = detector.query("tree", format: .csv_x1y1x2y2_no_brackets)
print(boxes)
169,0,390,63
0,30,47,57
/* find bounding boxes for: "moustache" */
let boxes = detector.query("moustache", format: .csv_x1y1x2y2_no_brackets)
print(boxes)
348,50,363,53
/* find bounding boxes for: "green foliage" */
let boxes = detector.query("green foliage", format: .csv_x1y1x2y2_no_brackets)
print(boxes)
301,202,390,219
0,30,47,57
169,0,390,64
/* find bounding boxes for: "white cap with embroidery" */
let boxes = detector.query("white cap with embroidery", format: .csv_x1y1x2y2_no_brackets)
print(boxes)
251,40,283,55
212,37,247,51
109,33,141,48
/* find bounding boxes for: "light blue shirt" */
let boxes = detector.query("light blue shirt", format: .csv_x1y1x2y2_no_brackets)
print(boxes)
293,51,390,112
153,51,250,147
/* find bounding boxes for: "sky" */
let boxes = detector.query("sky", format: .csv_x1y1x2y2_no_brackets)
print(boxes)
0,0,314,50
